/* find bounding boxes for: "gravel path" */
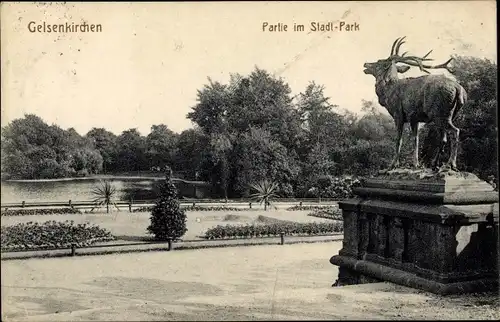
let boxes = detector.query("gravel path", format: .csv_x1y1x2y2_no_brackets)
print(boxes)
2,242,498,321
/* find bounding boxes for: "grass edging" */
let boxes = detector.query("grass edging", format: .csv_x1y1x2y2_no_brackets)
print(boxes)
0,234,343,261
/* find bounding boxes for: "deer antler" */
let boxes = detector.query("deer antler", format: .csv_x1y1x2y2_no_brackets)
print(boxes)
396,55,453,74
389,38,453,74
390,37,407,57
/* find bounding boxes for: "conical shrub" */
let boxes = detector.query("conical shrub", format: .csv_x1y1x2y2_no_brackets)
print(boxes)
147,173,187,241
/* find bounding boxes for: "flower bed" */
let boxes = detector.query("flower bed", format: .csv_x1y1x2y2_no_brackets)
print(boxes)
1,208,82,216
203,221,343,239
286,205,335,211
131,206,153,213
1,220,115,251
307,206,343,221
132,205,250,213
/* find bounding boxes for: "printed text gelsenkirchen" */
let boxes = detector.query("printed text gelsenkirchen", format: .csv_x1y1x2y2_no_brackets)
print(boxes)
28,21,103,33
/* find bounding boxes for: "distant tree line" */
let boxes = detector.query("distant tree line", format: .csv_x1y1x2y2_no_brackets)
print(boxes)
1,56,497,197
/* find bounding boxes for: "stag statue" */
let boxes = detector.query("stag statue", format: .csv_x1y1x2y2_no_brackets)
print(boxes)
363,36,467,171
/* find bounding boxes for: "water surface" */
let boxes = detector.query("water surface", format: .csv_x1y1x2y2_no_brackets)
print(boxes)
0,178,162,204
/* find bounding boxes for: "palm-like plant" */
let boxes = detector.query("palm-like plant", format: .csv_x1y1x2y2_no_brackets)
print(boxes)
249,180,279,211
90,180,120,213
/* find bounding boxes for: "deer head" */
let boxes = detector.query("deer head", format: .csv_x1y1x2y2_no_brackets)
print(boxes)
363,36,453,82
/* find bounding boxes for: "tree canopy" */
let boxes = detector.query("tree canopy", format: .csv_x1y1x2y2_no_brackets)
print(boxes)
2,59,496,194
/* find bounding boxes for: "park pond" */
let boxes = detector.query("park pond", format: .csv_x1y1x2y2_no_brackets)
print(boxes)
0,176,213,204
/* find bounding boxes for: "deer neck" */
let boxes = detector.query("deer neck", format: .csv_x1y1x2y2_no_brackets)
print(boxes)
374,75,400,118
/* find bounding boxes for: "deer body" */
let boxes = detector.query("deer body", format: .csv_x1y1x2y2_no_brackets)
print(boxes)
364,37,467,170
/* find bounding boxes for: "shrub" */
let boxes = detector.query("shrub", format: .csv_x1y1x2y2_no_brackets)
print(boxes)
307,206,343,221
0,220,115,251
1,208,82,216
249,180,279,211
183,205,247,212
134,205,252,213
306,176,361,199
132,206,153,213
203,221,343,239
147,171,187,241
90,180,120,213
286,205,333,211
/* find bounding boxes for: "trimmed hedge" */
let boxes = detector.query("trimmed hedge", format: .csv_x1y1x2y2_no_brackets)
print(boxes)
133,205,251,213
307,206,343,221
1,208,82,216
183,205,249,212
1,220,115,251
203,221,343,239
132,206,153,213
286,205,334,211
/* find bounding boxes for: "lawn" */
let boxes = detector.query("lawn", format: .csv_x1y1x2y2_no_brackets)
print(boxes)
0,209,334,241
2,242,498,321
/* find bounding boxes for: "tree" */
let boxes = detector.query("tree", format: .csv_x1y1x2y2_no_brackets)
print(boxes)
145,124,178,170
187,67,304,197
187,78,230,135
209,132,233,200
86,128,118,173
1,114,53,179
352,100,396,142
298,143,337,196
451,56,497,181
297,82,347,153
72,148,103,176
295,82,350,190
115,129,148,172
1,114,103,179
173,128,207,180
232,127,300,197
227,69,302,152
147,168,187,241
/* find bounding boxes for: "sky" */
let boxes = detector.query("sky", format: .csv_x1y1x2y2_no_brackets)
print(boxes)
1,1,497,136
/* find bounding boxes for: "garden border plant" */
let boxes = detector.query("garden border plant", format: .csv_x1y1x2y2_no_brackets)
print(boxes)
133,205,256,213
1,208,82,216
286,205,335,211
1,220,115,251
306,206,344,221
203,221,343,240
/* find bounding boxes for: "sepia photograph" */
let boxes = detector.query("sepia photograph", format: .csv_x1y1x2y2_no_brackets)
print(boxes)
1,1,498,320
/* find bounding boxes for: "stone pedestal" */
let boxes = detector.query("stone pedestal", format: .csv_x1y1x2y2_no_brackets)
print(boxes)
330,169,499,295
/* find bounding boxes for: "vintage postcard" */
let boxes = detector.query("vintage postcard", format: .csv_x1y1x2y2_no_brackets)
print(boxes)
1,1,498,321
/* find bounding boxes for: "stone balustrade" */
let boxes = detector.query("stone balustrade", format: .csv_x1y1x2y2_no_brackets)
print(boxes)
330,170,499,294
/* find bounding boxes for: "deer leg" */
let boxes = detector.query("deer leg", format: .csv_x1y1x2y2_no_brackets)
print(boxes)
430,129,445,169
390,122,404,169
410,121,420,168
445,121,460,170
